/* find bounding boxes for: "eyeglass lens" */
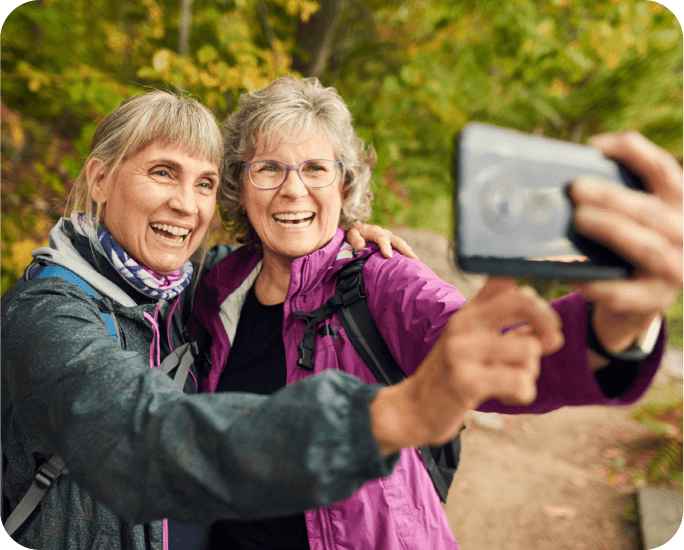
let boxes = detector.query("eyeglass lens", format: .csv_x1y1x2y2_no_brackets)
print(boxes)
248,160,338,189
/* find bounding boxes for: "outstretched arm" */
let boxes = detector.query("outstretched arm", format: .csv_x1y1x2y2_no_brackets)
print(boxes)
370,278,564,454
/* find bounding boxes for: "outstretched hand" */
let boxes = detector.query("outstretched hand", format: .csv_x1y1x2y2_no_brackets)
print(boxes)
371,278,564,454
568,132,683,359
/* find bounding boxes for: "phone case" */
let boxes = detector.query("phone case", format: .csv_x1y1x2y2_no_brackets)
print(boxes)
454,123,644,279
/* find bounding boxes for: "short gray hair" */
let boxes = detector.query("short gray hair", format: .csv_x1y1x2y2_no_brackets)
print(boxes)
220,76,376,251
67,90,223,237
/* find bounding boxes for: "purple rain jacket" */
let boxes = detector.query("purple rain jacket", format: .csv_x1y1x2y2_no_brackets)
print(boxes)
190,227,665,550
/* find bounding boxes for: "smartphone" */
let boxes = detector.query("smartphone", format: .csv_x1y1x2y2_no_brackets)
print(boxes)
454,123,645,279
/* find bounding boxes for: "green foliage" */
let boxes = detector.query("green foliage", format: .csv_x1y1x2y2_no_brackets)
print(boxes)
1,0,681,295
631,379,683,487
667,291,683,349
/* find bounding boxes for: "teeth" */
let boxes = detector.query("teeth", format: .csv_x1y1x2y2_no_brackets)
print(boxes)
158,233,184,243
151,223,190,236
273,212,314,222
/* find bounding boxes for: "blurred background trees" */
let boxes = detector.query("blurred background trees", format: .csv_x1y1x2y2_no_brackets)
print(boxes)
2,0,682,294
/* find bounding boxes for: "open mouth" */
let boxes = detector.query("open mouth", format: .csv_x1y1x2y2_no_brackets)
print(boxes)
150,223,191,244
273,212,315,228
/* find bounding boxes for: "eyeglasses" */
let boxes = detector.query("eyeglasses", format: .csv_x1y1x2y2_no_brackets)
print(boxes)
242,159,343,190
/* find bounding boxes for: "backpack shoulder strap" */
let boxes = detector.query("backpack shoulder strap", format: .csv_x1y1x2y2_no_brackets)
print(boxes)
3,456,69,536
333,257,452,502
3,264,120,536
333,258,406,386
30,264,120,345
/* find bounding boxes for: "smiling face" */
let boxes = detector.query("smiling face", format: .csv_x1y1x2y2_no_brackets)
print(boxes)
89,141,219,275
240,130,344,270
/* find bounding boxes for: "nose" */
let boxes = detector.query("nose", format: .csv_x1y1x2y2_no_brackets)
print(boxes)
279,166,308,200
168,181,199,216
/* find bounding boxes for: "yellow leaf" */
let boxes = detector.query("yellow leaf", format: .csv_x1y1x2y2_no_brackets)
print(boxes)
10,238,47,271
607,51,619,70
153,49,170,71
199,71,220,88
538,19,554,38
242,75,256,91
549,77,569,98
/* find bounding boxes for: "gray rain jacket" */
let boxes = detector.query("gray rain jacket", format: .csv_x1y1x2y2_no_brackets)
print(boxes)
1,219,396,549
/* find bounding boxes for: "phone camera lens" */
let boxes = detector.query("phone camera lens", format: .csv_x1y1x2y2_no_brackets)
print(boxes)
482,181,524,232
526,191,553,226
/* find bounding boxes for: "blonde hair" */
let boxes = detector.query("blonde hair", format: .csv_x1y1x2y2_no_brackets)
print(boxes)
220,76,376,251
66,90,223,266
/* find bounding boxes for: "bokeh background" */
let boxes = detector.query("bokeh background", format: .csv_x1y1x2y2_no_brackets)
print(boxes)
1,2,683,546
2,0,682,288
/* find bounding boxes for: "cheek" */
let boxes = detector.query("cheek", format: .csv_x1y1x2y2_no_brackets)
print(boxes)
200,195,217,225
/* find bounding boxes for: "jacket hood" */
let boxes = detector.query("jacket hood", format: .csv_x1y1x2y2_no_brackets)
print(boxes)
31,218,138,307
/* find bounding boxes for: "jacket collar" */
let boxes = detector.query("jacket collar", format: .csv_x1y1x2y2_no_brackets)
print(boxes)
287,228,377,296
31,218,150,307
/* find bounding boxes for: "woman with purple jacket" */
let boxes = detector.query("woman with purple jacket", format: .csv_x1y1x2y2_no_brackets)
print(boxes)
191,76,682,549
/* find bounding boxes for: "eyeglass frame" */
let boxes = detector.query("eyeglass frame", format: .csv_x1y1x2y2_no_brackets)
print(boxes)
241,159,344,190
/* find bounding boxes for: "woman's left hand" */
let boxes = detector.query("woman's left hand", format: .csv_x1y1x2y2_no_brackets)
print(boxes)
568,131,683,366
346,223,419,260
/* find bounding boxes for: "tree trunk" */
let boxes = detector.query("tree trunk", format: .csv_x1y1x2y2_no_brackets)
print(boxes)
292,0,346,78
179,0,194,56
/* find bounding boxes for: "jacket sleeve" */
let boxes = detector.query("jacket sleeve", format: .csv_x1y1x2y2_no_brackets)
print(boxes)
477,292,665,413
1,279,398,526
362,252,665,414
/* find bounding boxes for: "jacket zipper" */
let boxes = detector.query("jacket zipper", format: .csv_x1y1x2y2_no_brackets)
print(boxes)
317,507,334,549
163,518,169,550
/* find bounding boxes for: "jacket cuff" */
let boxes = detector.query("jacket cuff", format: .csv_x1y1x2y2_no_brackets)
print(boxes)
550,292,666,406
348,382,401,477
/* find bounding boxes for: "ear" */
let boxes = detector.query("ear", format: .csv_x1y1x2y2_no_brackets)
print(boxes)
86,158,110,204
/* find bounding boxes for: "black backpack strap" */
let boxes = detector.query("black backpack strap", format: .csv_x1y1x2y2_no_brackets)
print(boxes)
333,259,406,386
332,258,455,503
293,303,337,370
292,255,461,503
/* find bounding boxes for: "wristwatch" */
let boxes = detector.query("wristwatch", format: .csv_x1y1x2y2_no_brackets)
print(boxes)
586,304,663,362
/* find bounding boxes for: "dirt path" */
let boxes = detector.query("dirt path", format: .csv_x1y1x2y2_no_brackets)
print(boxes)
387,227,683,550
445,402,655,549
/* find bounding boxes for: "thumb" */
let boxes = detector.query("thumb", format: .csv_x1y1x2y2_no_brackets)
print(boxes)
471,277,518,303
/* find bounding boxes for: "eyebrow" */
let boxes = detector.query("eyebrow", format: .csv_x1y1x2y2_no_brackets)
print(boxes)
151,158,219,177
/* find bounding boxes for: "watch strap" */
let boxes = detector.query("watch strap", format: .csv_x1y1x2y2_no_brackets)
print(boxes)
586,304,662,363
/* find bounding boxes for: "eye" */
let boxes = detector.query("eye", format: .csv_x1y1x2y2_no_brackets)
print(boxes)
304,161,329,172
256,162,282,173
154,169,170,177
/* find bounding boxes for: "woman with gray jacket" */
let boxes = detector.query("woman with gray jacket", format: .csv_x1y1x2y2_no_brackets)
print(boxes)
0,90,463,550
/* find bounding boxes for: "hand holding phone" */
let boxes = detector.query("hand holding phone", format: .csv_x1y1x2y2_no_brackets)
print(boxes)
454,123,645,279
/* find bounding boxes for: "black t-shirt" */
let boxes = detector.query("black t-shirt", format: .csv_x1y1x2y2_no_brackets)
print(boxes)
210,284,311,550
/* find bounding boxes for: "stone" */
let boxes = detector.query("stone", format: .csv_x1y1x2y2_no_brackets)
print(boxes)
637,486,683,549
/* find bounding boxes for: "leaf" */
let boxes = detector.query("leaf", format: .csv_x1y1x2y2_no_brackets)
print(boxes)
197,44,218,65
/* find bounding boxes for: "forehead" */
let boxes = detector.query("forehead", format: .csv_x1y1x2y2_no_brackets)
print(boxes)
126,141,218,169
251,129,336,159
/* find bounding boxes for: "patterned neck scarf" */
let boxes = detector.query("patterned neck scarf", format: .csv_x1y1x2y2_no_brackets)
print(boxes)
71,211,193,300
